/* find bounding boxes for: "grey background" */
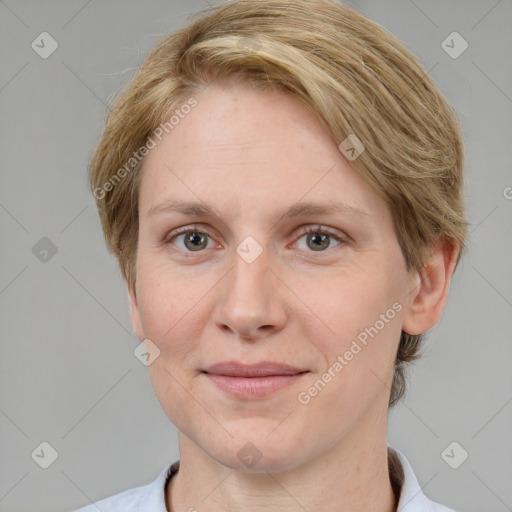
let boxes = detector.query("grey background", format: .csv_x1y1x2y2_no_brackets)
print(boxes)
0,0,511,511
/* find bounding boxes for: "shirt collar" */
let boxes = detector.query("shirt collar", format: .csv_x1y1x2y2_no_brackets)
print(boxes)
388,446,454,511
136,460,178,512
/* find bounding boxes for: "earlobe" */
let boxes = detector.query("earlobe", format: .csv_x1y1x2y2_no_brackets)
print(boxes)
402,239,459,336
127,284,145,341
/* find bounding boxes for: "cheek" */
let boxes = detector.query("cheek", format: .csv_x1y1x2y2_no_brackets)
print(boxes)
135,261,210,427
302,261,403,344
135,257,207,360
300,262,404,400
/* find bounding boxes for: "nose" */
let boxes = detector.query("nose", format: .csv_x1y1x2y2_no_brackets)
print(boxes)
211,246,288,341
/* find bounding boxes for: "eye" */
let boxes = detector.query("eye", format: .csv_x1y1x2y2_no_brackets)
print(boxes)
165,225,216,252
164,224,346,256
294,225,344,252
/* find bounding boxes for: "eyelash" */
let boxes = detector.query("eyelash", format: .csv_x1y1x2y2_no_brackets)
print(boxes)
164,224,346,256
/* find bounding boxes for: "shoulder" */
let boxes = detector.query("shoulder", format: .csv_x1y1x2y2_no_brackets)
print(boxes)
72,462,178,512
389,446,457,512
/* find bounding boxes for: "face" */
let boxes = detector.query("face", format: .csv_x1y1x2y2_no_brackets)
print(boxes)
129,80,418,472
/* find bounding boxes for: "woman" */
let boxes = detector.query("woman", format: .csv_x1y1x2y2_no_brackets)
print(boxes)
75,0,467,510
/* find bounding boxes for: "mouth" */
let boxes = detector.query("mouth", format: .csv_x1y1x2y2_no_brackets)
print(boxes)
201,361,310,399
201,360,309,377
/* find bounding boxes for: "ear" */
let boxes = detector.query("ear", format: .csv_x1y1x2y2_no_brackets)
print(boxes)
402,238,460,336
127,283,145,341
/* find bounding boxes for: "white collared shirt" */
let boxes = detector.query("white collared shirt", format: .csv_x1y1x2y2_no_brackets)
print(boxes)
73,446,456,512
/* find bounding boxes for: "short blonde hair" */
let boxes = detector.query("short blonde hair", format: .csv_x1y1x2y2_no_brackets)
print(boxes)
89,0,468,406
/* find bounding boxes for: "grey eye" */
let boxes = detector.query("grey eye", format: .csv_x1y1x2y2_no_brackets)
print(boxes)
182,232,210,251
306,233,331,251
295,230,342,252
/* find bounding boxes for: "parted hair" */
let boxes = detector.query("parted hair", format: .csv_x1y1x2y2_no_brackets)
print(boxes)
88,0,468,406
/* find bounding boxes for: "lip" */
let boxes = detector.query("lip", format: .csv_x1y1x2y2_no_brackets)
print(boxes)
204,373,308,399
202,361,309,399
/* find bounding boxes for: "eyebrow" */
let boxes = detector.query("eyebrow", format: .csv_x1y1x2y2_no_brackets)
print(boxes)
146,198,371,224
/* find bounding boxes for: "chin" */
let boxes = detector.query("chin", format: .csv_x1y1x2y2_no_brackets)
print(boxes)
202,424,309,474
213,449,306,474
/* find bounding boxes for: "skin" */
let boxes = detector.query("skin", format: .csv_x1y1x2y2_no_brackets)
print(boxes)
128,78,459,512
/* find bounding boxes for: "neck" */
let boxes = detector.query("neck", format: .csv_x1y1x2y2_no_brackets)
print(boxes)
167,401,398,512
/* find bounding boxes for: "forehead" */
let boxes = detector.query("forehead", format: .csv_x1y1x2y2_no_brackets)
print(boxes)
138,81,387,224
146,81,336,166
